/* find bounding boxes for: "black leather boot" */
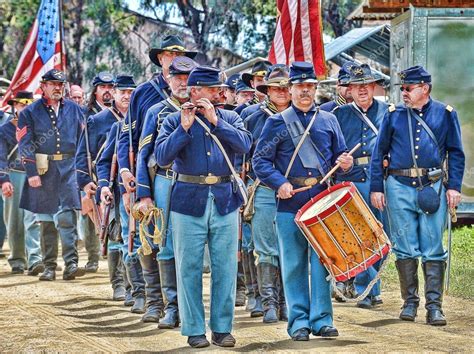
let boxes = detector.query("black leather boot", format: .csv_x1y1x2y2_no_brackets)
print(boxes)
140,250,164,322
241,251,256,312
235,259,246,307
423,261,447,326
277,269,288,321
248,252,263,317
127,257,146,313
123,263,134,306
257,262,279,323
108,249,126,301
158,258,180,329
39,221,59,277
395,259,420,321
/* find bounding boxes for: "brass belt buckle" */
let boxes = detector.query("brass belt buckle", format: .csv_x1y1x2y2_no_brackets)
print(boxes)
204,175,219,184
304,177,318,186
358,156,369,165
52,154,62,161
165,169,175,179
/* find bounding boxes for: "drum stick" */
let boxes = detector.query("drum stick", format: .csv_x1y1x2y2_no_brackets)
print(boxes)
291,185,312,195
319,143,362,185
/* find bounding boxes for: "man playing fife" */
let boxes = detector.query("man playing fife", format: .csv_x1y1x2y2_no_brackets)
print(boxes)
253,62,353,341
155,66,251,348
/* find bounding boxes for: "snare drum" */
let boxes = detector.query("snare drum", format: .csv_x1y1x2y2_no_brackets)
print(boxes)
294,182,390,282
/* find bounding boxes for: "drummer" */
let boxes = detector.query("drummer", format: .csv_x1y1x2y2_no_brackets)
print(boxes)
253,61,353,341
332,62,388,309
370,66,464,326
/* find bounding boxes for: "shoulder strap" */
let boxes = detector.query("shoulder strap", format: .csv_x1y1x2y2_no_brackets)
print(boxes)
349,102,379,135
193,114,248,205
281,107,320,178
7,144,18,161
149,77,170,101
407,108,442,159
108,107,123,121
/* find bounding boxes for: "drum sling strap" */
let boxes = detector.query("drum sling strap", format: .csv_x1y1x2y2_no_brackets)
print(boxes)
280,106,326,178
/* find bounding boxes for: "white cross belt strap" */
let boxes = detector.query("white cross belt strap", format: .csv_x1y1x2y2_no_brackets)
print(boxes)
349,102,379,135
193,115,248,205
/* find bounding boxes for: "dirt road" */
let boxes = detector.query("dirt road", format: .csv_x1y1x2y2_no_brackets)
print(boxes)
1,249,473,353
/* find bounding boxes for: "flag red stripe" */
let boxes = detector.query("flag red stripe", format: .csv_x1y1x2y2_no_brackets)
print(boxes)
268,0,326,77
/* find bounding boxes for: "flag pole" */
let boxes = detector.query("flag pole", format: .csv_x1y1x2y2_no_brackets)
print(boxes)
58,0,66,73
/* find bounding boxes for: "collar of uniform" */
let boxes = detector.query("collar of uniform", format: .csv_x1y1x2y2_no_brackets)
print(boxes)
291,102,317,115
41,97,63,109
412,97,432,115
157,73,170,89
354,99,376,114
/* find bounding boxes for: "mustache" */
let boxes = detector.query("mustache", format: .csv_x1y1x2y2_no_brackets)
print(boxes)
299,93,312,98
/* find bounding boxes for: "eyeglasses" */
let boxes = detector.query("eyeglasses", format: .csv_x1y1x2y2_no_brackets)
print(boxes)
399,85,422,92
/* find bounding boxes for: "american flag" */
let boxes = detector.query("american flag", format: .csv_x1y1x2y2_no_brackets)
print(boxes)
268,0,326,78
1,0,65,108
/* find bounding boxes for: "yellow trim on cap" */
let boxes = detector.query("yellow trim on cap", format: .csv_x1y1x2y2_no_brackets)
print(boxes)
163,45,186,52
13,98,34,105
253,70,267,77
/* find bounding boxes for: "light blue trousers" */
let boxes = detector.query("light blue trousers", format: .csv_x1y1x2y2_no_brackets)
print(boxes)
385,176,447,262
152,175,174,260
119,199,141,264
276,212,333,336
171,192,238,336
252,186,279,266
3,171,41,268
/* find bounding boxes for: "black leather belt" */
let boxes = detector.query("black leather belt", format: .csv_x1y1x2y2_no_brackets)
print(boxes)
47,153,73,161
177,174,232,185
288,176,321,187
388,168,432,178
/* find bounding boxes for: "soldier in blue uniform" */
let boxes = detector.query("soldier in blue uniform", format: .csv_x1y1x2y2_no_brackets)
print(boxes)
253,62,353,341
155,66,251,348
370,66,465,326
244,65,291,323
98,120,145,311
223,73,239,110
233,78,257,115
17,69,86,281
319,63,352,112
76,75,137,301
118,35,197,323
84,72,115,118
241,60,272,105
79,71,115,273
332,62,388,308
0,91,42,275
134,56,197,327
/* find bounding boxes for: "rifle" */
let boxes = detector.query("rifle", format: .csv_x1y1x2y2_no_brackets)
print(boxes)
82,118,102,232
98,125,120,257
128,116,137,256
237,149,249,263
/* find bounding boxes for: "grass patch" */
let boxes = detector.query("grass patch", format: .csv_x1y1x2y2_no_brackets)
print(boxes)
381,226,474,299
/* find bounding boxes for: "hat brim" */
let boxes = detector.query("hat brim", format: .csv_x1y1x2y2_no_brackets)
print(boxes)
241,73,266,88
7,98,33,105
115,86,136,90
343,78,384,86
394,80,430,85
149,49,198,67
256,82,289,94
290,79,318,84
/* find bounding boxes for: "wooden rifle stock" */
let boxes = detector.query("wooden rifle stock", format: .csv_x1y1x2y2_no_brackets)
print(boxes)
128,119,136,256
